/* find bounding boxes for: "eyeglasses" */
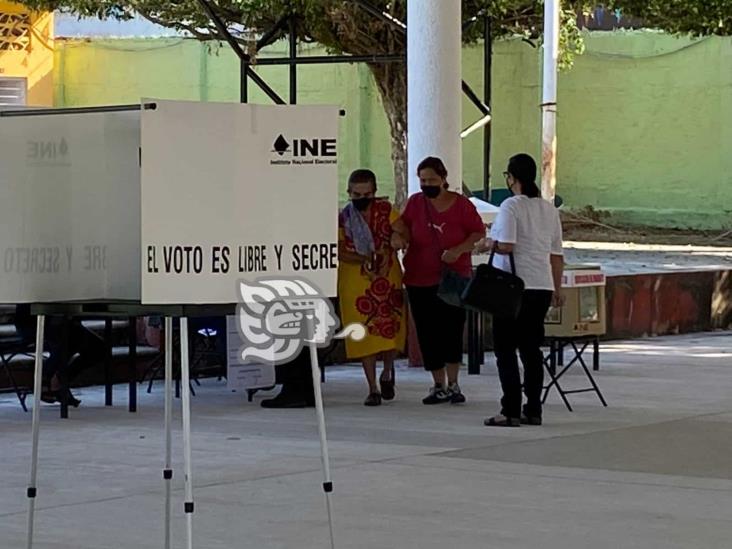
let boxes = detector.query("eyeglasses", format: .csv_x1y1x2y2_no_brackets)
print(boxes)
502,171,510,180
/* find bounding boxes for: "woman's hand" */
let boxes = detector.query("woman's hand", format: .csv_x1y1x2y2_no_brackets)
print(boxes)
474,238,493,253
391,233,408,251
340,250,371,265
441,248,461,264
551,291,566,308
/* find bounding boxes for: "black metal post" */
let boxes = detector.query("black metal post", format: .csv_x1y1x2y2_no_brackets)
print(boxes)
196,0,286,105
257,15,290,50
483,16,492,200
0,103,157,117
468,311,480,375
549,339,557,377
128,316,137,413
240,58,248,103
255,53,403,66
462,81,489,117
104,319,113,406
478,312,485,366
59,318,70,419
289,17,297,105
559,342,565,367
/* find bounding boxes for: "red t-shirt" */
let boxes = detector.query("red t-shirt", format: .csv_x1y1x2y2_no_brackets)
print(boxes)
400,192,484,286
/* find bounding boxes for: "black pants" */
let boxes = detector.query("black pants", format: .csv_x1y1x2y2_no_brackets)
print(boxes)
406,285,466,372
274,298,340,394
272,341,320,404
16,313,106,386
492,290,553,419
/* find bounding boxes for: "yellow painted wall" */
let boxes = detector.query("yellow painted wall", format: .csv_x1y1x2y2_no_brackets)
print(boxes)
0,0,53,105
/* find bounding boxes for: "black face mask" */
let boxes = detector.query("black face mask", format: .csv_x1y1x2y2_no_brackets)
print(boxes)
421,186,441,199
352,197,372,211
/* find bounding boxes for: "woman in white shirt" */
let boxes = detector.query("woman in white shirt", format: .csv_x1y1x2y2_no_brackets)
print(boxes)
480,154,564,427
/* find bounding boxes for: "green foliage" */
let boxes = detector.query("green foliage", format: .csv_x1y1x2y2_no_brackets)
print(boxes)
606,0,732,36
23,1,731,68
11,3,530,61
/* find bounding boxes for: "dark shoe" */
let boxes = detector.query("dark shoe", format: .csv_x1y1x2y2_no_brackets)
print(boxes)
380,373,395,401
262,379,316,408
521,415,543,426
447,382,466,404
261,389,310,409
56,389,81,408
364,392,382,407
484,415,521,427
40,390,58,404
422,385,451,405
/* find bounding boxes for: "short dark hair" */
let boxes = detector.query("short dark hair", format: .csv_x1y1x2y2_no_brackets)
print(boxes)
347,169,377,191
507,153,541,198
417,156,448,179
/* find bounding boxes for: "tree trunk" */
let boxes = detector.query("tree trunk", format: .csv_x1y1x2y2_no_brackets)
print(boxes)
368,62,407,208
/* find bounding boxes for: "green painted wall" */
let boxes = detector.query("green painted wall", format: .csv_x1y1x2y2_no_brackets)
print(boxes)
54,32,732,229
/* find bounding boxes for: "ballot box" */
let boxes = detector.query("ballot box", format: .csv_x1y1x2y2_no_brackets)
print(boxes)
545,264,606,337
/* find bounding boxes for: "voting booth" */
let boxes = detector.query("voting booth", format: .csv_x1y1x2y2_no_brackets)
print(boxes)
0,100,339,304
0,106,141,302
0,99,341,549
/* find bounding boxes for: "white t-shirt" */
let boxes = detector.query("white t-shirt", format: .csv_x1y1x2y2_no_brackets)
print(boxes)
489,195,563,291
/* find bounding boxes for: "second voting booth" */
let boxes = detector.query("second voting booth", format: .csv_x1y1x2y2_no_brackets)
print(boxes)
0,99,341,549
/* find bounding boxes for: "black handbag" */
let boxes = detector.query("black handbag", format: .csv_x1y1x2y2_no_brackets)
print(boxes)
422,196,472,307
437,267,471,308
461,246,525,318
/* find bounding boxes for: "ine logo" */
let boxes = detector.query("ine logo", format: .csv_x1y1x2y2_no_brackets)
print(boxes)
270,134,337,166
27,138,71,167
273,134,290,156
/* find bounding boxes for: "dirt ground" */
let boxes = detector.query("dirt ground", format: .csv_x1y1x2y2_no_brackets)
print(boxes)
561,213,732,247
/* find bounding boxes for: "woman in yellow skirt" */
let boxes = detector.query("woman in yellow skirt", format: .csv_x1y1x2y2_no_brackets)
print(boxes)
338,169,407,406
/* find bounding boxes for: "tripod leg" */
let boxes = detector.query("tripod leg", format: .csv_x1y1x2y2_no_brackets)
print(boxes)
26,315,46,549
306,315,336,549
163,317,173,549
180,318,194,549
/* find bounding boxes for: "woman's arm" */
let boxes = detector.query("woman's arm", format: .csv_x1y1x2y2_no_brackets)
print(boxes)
550,253,565,306
475,238,513,254
550,209,565,306
444,198,488,262
391,216,410,250
494,241,514,255
442,231,485,263
338,241,370,265
487,201,517,255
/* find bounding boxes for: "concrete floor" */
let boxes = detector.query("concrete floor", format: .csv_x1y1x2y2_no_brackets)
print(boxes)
563,241,732,275
2,332,732,549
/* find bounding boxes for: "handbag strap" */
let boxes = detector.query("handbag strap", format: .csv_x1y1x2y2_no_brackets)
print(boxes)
488,243,518,275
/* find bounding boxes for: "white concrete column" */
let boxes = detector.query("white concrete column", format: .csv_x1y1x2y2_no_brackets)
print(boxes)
407,0,462,196
541,0,560,201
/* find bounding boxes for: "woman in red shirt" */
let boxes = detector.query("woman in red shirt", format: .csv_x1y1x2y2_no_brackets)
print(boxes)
391,157,485,404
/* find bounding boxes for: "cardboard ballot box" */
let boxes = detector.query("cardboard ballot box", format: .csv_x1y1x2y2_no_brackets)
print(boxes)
545,265,606,337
